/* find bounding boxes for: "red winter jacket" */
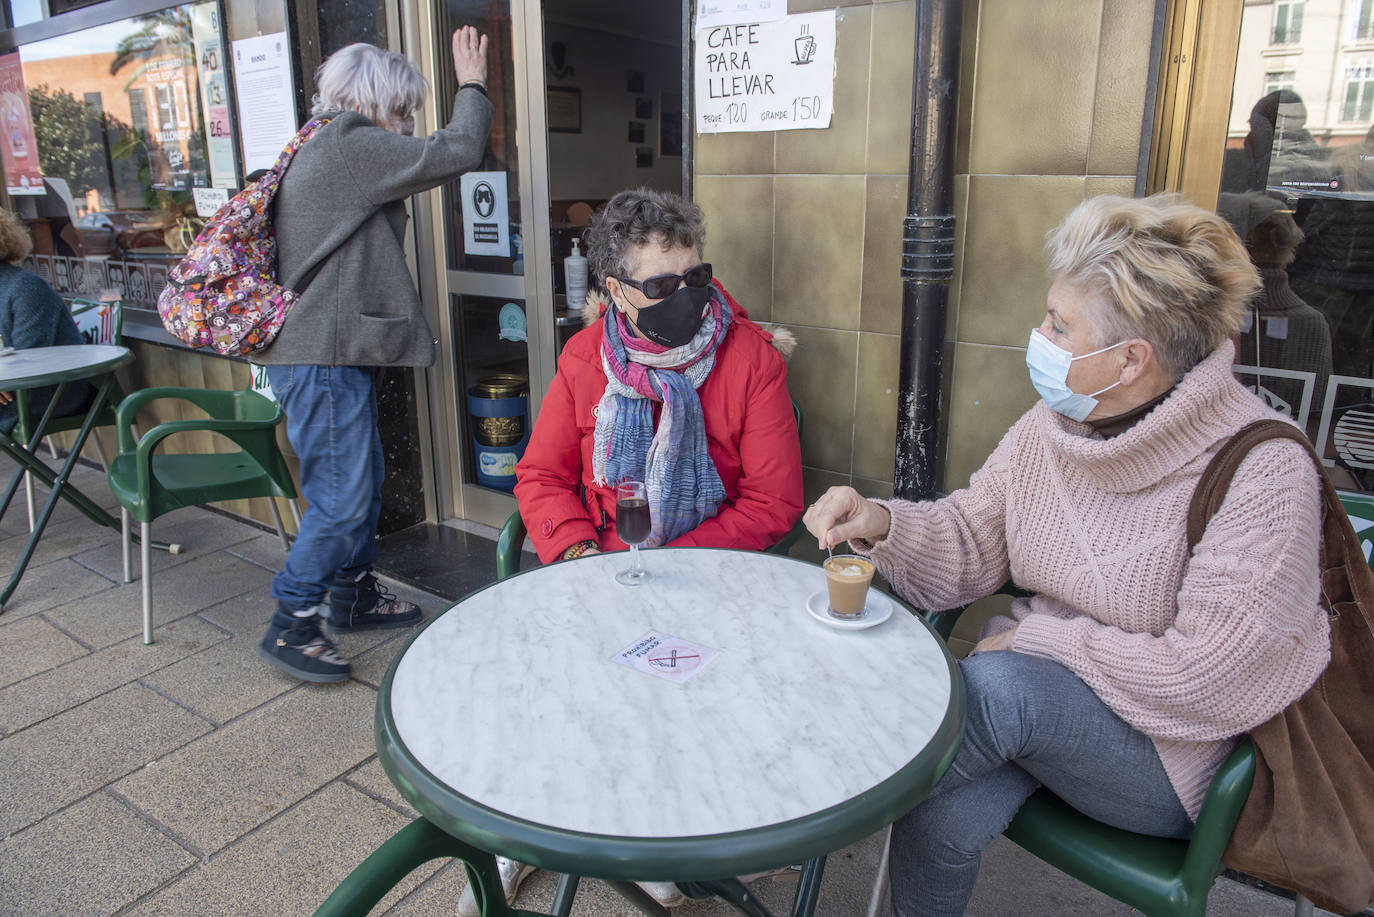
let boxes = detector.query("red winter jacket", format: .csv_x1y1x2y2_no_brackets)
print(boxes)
514,284,803,564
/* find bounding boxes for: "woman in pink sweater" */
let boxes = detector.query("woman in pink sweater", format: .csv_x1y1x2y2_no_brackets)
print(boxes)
805,194,1330,916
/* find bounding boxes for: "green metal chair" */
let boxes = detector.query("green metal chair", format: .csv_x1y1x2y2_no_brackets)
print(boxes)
923,588,1278,916
106,387,298,644
496,400,805,580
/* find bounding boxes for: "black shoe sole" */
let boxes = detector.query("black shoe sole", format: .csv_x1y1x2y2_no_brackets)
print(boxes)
256,643,351,683
325,611,423,635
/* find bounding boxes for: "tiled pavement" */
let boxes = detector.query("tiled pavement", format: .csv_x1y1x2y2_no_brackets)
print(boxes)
0,462,1337,916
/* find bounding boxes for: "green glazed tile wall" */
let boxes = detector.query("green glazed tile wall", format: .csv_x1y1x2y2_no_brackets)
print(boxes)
693,0,1153,497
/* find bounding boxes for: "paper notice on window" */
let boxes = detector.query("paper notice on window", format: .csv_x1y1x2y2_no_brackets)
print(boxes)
696,0,786,30
695,11,835,134
614,632,720,684
231,32,297,175
193,187,229,217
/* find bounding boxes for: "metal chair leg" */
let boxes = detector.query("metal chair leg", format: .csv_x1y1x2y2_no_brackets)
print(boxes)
288,499,302,530
24,470,34,533
121,508,131,583
141,520,153,644
267,497,290,553
1294,894,1314,917
46,438,57,460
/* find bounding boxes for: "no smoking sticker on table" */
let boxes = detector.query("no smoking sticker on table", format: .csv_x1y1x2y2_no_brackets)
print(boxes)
614,632,719,684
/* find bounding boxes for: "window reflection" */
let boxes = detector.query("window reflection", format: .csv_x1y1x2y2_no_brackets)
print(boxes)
9,2,234,309
1220,0,1374,492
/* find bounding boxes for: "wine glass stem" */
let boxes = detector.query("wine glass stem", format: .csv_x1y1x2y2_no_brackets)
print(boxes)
631,542,641,575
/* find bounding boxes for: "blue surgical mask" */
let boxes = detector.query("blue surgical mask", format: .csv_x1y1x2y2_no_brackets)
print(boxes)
1025,329,1126,422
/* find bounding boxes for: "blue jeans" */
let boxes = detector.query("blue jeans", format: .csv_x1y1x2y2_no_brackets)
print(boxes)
267,365,383,621
890,651,1193,917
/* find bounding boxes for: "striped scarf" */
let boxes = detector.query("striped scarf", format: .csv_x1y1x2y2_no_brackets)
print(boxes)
591,286,730,546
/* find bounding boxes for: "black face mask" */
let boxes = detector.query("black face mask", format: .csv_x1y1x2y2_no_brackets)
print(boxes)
625,285,712,348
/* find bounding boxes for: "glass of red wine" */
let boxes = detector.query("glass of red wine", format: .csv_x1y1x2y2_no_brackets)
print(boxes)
615,480,651,585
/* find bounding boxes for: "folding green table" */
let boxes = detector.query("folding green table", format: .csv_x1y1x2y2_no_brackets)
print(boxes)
0,344,154,607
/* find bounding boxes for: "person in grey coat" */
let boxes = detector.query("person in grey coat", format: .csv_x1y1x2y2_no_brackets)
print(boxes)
254,28,493,683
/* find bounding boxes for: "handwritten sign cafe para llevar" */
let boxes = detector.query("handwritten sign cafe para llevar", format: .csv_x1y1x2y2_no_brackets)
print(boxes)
694,10,836,134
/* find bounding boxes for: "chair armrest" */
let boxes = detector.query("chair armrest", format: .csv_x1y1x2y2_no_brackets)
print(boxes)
922,581,1031,643
1184,735,1255,889
125,415,284,505
496,510,528,581
116,388,277,451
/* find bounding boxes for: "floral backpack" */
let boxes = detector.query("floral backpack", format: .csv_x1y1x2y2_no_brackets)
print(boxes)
157,118,329,356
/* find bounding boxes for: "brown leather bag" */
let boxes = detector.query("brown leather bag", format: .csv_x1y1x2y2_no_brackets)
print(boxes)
1187,418,1374,914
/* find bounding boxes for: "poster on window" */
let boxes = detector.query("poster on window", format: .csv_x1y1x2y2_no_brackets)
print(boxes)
694,11,835,135
189,1,236,190
231,32,297,175
0,52,44,195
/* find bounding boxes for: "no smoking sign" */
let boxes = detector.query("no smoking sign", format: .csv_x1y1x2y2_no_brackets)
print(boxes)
615,632,719,683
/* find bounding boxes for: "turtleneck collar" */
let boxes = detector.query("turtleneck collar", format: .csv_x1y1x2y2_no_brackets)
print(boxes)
1036,340,1260,493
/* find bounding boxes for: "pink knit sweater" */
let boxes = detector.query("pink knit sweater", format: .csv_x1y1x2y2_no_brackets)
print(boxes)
866,342,1330,819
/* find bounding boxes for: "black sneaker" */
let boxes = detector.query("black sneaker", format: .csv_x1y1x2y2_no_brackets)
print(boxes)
327,571,423,634
257,616,351,683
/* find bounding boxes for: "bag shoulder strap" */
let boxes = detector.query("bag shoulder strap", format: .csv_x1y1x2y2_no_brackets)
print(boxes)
1186,419,1311,553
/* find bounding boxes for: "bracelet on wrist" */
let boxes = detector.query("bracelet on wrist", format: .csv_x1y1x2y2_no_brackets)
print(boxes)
561,539,597,561
460,80,488,96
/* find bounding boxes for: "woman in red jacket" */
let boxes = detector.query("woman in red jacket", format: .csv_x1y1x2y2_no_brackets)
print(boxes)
514,188,803,565
482,189,802,912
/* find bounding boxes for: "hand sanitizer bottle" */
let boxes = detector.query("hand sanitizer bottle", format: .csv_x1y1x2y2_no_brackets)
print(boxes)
564,237,588,312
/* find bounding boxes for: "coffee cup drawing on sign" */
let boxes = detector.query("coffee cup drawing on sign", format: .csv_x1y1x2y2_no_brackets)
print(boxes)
793,31,816,65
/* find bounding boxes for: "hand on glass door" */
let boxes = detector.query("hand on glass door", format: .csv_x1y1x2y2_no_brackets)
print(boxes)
453,26,489,88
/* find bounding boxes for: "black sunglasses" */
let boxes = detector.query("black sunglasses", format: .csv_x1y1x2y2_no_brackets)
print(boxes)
616,263,713,301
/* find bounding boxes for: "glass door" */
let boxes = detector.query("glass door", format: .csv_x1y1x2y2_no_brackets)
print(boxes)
427,0,556,526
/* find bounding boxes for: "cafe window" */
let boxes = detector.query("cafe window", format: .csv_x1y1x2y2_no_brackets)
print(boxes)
1,1,238,311
1273,0,1305,44
1217,0,1374,496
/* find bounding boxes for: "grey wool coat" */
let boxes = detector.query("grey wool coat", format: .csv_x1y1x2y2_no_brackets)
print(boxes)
255,88,493,367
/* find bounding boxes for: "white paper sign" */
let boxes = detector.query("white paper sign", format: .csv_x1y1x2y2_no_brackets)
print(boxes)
696,0,787,30
695,11,835,134
231,32,297,174
459,171,511,257
193,187,229,217
614,632,720,684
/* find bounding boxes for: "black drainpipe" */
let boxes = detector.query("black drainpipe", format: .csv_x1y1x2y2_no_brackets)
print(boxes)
894,0,963,500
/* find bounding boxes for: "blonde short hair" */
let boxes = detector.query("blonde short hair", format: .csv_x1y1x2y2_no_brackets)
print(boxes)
311,43,427,127
1046,194,1260,379
0,209,33,264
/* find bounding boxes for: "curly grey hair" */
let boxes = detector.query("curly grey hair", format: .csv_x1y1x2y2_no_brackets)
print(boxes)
310,43,427,127
585,189,705,290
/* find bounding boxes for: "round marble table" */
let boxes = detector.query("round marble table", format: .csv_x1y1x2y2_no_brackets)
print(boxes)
376,548,963,892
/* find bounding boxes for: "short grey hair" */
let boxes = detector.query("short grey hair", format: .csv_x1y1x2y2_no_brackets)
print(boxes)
585,189,706,289
1045,194,1260,379
311,43,427,127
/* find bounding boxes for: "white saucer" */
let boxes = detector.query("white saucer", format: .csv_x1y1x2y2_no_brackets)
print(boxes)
805,590,893,630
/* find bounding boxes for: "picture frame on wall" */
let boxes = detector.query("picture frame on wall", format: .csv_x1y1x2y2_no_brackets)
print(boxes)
628,121,645,143
660,92,683,157
636,147,654,168
634,96,653,120
547,86,581,133
626,70,644,93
